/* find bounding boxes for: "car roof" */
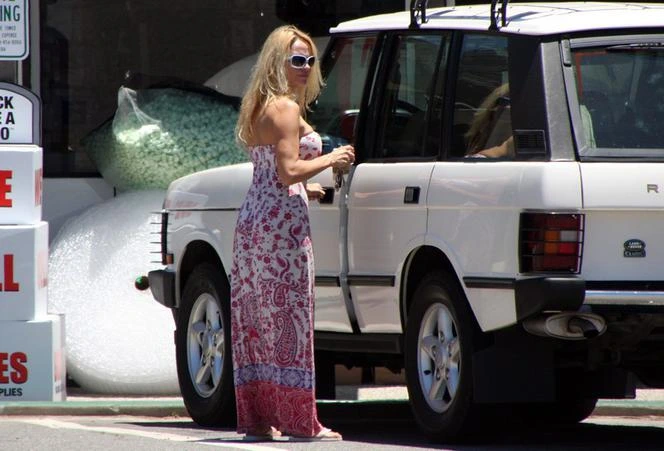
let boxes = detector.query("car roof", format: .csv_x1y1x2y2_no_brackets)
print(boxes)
330,2,664,36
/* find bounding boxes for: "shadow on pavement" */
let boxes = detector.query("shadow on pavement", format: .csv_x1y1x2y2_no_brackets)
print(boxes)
124,400,664,450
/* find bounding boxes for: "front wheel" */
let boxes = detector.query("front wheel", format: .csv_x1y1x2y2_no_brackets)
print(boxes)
404,271,479,441
176,263,236,426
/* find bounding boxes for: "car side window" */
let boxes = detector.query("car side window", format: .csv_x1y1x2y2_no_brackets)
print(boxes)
309,35,377,153
378,34,447,159
452,34,513,159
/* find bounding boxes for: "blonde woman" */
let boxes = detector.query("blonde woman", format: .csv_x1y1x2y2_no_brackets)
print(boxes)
230,25,354,442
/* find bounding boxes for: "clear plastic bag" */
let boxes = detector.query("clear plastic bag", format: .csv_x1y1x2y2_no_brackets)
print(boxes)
84,86,247,191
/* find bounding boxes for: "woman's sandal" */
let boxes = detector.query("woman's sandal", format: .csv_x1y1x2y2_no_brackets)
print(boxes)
243,426,282,442
289,427,343,442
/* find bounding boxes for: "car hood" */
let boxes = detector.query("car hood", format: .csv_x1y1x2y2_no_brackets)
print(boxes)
164,162,253,211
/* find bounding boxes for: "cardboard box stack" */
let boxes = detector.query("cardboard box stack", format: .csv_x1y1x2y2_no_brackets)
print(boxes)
0,84,66,401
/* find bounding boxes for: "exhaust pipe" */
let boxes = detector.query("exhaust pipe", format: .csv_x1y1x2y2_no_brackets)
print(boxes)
523,312,606,340
568,316,600,338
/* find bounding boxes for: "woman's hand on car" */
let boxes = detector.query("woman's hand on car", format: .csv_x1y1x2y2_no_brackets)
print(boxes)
306,182,326,200
329,145,355,170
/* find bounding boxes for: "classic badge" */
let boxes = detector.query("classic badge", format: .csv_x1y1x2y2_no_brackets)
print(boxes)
624,239,646,258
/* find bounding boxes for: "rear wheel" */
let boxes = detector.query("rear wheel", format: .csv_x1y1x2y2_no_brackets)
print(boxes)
549,398,598,424
404,271,479,441
176,263,236,426
511,368,598,426
513,397,597,426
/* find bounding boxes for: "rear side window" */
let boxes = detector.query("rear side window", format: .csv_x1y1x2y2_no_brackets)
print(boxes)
452,34,512,159
309,36,377,153
572,40,664,157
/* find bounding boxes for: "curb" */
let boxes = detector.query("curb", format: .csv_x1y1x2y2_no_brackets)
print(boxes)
594,400,664,417
0,400,187,417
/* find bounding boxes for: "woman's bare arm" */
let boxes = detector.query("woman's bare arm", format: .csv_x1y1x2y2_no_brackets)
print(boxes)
267,97,354,186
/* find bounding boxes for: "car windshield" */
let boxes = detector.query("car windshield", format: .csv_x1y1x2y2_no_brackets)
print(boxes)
573,40,664,158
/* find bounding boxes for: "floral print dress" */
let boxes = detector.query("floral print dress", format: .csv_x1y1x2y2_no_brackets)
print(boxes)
230,132,324,436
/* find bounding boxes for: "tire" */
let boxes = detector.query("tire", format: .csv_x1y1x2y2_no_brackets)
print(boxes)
404,271,479,441
176,263,236,427
511,368,598,426
514,398,598,426
550,398,598,424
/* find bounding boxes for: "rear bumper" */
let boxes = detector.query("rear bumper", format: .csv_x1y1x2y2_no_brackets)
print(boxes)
514,277,586,320
148,269,176,308
586,291,664,306
464,276,586,321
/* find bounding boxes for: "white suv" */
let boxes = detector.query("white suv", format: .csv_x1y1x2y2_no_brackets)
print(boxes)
148,1,664,440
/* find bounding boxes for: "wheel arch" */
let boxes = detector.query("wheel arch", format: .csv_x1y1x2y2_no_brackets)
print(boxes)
178,240,227,306
401,245,465,327
401,245,466,329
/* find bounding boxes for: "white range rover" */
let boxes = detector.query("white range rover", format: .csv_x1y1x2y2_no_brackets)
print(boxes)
148,1,664,440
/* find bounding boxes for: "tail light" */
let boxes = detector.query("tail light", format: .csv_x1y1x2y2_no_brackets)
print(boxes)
520,212,584,273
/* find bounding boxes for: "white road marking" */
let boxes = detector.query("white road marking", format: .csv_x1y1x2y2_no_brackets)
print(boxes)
15,418,284,450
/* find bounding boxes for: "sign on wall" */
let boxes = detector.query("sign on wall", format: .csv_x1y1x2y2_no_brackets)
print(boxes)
0,82,40,145
0,0,28,61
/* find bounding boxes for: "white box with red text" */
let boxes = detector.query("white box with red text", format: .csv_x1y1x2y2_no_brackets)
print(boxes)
0,221,48,321
0,145,42,225
0,315,66,401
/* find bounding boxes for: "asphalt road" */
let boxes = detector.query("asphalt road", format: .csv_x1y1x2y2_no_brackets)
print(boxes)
3,386,664,450
3,412,664,450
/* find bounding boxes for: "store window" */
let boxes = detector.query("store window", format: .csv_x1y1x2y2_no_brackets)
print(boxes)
39,0,403,178
40,1,281,177
0,61,17,82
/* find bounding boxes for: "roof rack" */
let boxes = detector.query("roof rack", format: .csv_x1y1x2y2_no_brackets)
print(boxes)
409,0,430,29
489,0,509,30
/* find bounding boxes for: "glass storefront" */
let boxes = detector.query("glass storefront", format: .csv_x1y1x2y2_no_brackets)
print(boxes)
38,0,403,177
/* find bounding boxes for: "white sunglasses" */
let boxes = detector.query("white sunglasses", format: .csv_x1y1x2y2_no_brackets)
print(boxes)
288,54,316,69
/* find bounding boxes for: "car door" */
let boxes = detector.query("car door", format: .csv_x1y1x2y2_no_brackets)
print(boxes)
307,34,378,332
345,33,450,333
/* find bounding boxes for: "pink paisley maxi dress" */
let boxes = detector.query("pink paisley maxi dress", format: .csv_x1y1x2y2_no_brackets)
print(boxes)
230,132,325,436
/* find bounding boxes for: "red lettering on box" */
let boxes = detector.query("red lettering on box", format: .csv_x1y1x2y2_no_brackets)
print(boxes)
0,352,28,384
0,352,8,383
0,254,20,292
0,170,12,208
10,352,27,384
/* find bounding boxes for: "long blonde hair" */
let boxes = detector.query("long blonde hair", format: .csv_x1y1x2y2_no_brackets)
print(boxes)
235,25,323,145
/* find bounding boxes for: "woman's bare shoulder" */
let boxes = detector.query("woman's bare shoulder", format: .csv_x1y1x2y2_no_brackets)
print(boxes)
264,96,299,117
264,97,300,132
